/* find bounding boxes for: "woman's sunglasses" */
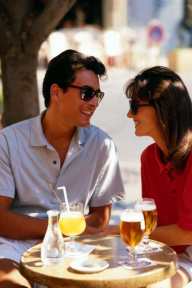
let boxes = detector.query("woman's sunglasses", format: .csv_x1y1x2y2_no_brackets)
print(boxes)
129,100,153,115
68,85,104,103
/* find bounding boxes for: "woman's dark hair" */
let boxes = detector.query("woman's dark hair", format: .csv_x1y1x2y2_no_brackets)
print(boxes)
43,49,106,107
125,66,192,169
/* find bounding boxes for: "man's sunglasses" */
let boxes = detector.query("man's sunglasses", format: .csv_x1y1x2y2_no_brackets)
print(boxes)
68,85,104,103
129,100,153,115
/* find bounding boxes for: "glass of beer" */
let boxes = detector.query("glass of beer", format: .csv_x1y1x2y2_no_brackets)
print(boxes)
59,202,86,256
120,208,150,268
136,198,158,251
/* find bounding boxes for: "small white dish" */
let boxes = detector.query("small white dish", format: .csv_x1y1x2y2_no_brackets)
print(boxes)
70,258,109,273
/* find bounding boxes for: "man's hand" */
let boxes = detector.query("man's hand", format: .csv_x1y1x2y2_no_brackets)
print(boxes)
85,204,112,233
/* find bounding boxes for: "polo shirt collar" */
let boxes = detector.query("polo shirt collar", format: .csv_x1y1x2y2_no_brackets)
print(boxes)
76,127,86,146
30,112,87,148
30,112,49,147
154,144,173,174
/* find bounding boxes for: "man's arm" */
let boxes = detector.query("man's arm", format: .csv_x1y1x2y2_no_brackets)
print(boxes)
103,224,120,235
0,133,48,240
0,196,112,238
0,196,47,240
151,224,192,246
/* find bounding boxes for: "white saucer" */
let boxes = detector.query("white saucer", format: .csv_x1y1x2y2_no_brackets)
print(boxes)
70,258,109,273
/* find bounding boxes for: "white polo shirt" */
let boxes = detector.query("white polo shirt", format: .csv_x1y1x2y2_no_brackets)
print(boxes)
0,114,125,218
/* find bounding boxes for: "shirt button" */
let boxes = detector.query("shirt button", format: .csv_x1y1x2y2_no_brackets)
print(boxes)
53,160,57,165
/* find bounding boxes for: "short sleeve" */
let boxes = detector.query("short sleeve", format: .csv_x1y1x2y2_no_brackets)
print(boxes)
0,133,15,198
90,138,125,207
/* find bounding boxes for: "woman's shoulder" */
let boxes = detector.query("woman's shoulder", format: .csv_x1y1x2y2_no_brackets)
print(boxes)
141,143,156,160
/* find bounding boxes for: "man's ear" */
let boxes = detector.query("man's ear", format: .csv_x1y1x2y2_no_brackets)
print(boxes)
50,84,60,104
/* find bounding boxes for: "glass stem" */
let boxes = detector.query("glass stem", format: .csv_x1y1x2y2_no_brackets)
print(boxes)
129,247,136,264
69,236,76,247
143,234,150,245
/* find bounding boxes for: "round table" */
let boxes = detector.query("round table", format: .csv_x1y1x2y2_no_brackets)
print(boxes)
20,235,177,288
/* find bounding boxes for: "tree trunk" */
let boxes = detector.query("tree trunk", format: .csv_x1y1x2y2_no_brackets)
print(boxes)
1,50,39,126
0,0,76,127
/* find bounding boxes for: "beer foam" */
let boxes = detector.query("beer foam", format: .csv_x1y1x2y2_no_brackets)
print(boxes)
121,211,144,222
141,203,156,211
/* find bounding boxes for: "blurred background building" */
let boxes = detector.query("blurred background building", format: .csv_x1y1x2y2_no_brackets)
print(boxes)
38,0,192,73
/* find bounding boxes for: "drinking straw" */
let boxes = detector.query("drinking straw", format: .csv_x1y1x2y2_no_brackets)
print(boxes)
57,186,70,212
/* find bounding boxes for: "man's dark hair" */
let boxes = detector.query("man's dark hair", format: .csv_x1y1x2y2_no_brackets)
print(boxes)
42,49,106,107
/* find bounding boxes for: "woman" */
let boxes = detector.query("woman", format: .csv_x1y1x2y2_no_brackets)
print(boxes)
126,66,192,288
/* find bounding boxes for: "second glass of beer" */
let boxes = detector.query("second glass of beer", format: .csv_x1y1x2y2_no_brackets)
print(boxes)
136,198,158,251
120,208,149,268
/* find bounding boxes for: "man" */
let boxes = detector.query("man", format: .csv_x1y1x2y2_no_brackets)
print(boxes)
0,49,124,287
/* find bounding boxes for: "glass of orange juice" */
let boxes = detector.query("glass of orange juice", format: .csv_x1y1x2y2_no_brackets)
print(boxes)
59,202,86,256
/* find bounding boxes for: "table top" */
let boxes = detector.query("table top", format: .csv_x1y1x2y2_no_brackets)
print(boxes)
20,235,177,288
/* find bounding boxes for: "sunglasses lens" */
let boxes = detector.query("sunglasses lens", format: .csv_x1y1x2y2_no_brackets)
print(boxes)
81,87,94,101
81,87,104,102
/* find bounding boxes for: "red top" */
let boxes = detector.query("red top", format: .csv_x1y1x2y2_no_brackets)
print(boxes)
141,143,192,253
